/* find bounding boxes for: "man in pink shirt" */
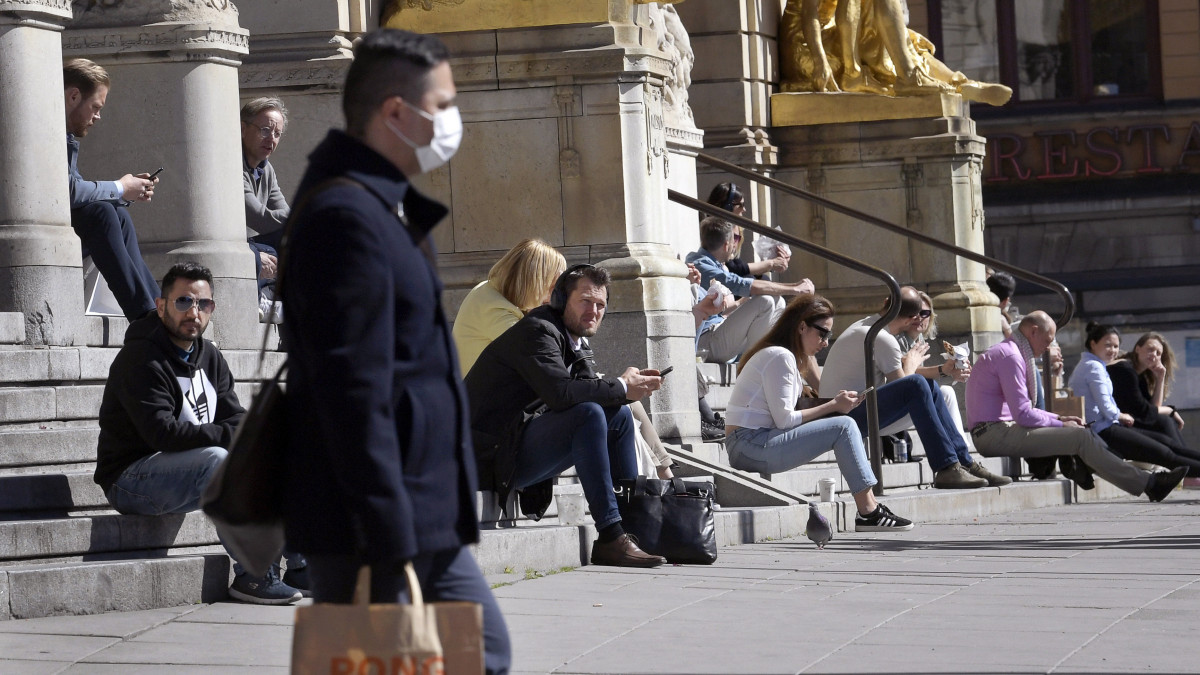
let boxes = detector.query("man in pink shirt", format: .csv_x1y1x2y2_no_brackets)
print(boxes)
966,311,1185,501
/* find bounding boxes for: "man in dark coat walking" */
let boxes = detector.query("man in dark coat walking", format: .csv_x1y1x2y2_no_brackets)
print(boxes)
280,29,510,674
466,265,667,568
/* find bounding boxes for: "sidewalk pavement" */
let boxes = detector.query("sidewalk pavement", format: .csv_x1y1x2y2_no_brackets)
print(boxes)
2,495,1198,674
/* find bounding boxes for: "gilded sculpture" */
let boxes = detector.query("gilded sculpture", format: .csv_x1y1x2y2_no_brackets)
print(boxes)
780,0,1011,105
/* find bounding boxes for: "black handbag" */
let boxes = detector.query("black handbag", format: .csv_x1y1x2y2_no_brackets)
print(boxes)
615,477,718,565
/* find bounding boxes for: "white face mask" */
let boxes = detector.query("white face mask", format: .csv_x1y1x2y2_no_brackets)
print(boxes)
386,100,463,173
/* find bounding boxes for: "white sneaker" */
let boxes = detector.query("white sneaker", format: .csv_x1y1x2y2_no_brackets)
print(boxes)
259,294,283,324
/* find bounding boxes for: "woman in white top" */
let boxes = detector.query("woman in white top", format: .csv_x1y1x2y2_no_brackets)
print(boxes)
725,294,914,531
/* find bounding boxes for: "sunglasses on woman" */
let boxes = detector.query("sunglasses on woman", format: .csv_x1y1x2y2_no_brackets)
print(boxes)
806,321,832,340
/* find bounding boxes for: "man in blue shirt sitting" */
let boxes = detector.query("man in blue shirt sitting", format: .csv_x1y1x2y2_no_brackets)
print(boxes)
686,216,814,363
63,58,161,321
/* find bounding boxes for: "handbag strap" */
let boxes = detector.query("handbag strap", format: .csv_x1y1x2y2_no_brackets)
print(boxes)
352,562,425,608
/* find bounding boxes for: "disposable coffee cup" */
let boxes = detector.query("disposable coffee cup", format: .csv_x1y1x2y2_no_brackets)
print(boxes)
817,477,836,502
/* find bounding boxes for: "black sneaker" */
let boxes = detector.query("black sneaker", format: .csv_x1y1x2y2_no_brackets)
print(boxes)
283,565,312,598
1146,466,1187,502
229,568,303,605
1059,456,1095,490
701,419,725,442
854,503,915,532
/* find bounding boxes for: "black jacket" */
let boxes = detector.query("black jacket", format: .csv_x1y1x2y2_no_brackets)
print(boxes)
1107,359,1160,426
464,305,628,497
94,313,244,491
281,130,478,563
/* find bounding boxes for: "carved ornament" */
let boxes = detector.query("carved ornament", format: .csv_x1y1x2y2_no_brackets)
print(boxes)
69,0,239,29
62,23,249,59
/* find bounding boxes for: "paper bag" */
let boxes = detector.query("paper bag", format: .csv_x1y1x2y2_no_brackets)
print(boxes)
291,563,484,675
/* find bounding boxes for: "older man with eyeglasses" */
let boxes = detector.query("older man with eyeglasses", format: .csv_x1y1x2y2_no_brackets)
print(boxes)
820,286,1011,489
93,262,308,604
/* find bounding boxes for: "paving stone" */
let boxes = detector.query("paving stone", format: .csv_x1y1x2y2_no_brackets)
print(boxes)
0,607,192,637
0,660,73,674
0,633,116,661
82,623,292,667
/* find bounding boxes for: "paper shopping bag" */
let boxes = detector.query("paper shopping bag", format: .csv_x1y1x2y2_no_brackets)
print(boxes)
291,563,484,674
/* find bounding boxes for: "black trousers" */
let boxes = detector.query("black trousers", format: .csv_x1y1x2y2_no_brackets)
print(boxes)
1099,424,1200,477
71,201,158,320
306,546,511,675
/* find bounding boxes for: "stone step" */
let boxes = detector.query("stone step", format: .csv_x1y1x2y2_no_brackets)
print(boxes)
0,510,216,563
0,425,99,469
0,346,286,387
0,314,25,345
0,469,106,512
81,316,128,348
0,548,230,621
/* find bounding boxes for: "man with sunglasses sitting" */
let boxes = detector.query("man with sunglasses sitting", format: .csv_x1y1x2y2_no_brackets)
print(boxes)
820,286,1010,489
686,216,815,364
93,262,305,604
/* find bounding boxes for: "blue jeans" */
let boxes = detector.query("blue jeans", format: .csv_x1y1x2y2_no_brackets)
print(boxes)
846,374,972,472
513,402,637,529
71,201,158,320
105,446,303,576
727,417,877,494
306,547,512,675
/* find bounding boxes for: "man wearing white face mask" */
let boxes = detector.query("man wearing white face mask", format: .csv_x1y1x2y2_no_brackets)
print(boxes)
280,29,511,675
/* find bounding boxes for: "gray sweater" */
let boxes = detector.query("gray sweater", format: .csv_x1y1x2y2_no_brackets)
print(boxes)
243,158,290,237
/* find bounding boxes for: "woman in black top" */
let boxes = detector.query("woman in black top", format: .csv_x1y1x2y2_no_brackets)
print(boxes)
1107,331,1191,460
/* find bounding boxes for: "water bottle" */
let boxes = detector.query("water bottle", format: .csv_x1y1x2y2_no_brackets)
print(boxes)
894,437,909,463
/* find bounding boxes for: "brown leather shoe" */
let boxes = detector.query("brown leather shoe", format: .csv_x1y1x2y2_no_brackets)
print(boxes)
590,534,666,568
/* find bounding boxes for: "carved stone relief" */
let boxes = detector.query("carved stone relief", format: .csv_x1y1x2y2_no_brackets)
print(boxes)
902,161,922,229
556,87,581,180
644,83,668,177
807,167,827,244
70,0,239,29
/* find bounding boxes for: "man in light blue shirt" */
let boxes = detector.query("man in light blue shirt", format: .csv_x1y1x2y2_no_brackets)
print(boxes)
64,59,160,320
685,216,814,362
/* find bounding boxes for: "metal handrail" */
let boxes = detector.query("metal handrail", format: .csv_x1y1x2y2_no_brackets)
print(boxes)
692,151,1077,459
669,190,900,491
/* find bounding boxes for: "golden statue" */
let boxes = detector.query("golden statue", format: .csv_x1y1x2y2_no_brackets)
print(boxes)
780,0,1011,106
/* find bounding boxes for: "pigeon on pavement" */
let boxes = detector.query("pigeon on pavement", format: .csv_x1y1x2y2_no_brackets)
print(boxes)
806,502,833,549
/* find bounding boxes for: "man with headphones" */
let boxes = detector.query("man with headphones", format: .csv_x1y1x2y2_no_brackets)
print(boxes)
465,264,668,568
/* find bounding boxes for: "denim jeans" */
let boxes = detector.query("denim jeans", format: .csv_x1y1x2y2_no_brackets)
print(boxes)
727,416,877,494
846,374,972,472
105,446,303,576
306,547,511,675
512,402,636,529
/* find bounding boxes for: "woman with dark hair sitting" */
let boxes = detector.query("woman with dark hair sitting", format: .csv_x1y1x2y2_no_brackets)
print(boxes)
724,293,914,531
1068,323,1200,478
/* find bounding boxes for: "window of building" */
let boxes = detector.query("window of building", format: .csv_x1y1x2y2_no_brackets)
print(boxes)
928,0,1160,107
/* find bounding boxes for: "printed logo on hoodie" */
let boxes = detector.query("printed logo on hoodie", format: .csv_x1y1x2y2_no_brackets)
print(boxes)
177,370,216,425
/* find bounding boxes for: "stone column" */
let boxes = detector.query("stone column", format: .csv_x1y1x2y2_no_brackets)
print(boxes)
0,0,83,346
62,1,257,348
390,0,702,440
771,93,1003,351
